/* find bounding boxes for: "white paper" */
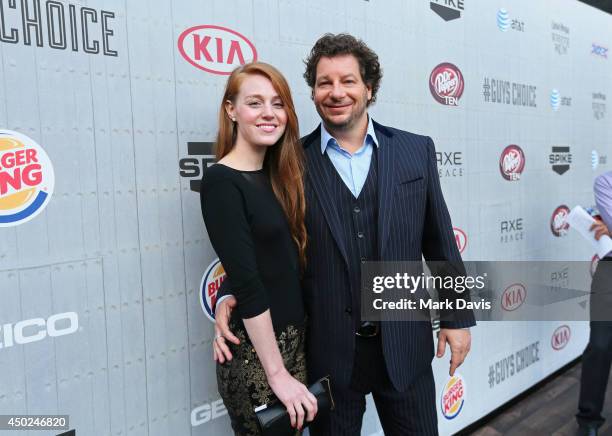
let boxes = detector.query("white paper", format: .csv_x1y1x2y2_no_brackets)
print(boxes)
567,206,612,258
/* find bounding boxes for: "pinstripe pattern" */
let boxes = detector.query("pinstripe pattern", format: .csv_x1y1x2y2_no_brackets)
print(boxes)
302,121,475,400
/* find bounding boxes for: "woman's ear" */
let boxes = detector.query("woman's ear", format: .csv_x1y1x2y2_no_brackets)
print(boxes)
225,100,236,122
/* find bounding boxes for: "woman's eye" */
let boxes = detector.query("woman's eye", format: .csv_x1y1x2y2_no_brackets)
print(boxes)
273,103,284,108
248,101,261,107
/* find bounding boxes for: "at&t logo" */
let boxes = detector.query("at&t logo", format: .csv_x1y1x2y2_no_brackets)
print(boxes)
0,130,54,226
497,8,524,32
429,63,464,106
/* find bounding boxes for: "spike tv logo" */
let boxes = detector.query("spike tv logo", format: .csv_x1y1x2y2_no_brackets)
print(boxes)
550,205,570,237
178,25,257,74
430,0,464,21
179,142,215,193
549,146,572,175
499,145,525,181
429,63,464,106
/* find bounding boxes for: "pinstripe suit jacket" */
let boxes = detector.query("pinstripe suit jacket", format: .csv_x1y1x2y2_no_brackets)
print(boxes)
302,120,476,392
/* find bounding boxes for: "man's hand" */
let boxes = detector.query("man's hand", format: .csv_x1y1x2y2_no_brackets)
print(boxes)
212,296,239,363
590,220,610,241
436,328,471,376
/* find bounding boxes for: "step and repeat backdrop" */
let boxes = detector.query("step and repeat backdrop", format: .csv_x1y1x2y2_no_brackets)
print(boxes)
0,0,611,435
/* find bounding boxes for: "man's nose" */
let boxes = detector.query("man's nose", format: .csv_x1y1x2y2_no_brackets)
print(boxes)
330,83,346,99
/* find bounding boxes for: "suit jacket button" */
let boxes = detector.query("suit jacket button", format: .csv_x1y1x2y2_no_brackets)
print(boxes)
345,307,352,315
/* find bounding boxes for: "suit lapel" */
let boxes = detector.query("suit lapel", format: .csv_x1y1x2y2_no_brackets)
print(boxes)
304,127,350,268
375,122,397,258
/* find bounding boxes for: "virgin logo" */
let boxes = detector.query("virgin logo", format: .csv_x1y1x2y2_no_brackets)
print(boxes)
551,325,570,350
429,63,464,106
453,227,467,253
499,145,525,181
178,25,257,75
550,205,570,237
501,283,526,311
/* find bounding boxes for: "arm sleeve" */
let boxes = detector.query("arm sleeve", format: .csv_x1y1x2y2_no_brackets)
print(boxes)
422,137,476,329
594,174,612,229
200,178,270,319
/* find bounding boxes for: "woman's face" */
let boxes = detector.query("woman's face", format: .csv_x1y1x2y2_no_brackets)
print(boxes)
226,74,288,148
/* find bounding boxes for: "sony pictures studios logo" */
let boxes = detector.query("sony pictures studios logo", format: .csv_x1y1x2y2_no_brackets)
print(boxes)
430,0,464,21
551,22,570,55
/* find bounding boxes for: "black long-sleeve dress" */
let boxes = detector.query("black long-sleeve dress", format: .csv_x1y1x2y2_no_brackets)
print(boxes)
200,163,306,436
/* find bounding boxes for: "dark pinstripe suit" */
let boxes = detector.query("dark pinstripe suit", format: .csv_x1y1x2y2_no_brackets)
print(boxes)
302,121,475,434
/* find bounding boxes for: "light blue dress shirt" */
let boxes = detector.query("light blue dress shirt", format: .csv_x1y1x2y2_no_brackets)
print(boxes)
321,117,379,198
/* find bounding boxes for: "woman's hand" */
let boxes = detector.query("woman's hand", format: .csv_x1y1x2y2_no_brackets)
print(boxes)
267,368,318,430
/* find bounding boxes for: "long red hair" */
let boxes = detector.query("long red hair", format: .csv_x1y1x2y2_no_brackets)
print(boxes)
215,62,307,269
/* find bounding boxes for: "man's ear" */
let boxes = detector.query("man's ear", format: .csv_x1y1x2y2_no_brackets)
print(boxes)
225,100,236,121
366,84,373,103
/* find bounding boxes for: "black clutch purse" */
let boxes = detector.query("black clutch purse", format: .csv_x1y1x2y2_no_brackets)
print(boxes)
254,376,334,435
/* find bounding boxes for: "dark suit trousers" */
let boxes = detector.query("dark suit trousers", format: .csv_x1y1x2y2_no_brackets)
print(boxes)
311,335,438,436
577,258,612,428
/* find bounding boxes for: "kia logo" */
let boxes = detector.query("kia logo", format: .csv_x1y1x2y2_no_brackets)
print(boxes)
551,325,570,350
453,227,467,253
178,25,257,75
501,283,526,311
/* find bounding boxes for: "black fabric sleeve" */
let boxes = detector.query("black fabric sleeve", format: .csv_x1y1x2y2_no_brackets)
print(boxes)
200,177,270,319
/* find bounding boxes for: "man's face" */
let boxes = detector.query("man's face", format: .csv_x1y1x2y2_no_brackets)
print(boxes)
313,54,372,132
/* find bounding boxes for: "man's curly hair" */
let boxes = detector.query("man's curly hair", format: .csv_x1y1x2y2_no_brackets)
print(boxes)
303,33,382,105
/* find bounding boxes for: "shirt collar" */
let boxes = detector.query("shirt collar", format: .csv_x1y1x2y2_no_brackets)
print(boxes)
320,115,379,154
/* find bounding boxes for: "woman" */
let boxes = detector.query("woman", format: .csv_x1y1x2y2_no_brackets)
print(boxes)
200,62,317,435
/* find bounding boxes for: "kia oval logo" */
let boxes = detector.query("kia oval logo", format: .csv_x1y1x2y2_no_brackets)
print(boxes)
178,25,258,75
551,325,570,350
453,227,467,253
501,283,526,311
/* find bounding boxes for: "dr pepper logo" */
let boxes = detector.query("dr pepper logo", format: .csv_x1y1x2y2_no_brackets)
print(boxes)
550,205,570,237
429,63,464,106
551,325,570,350
178,25,257,75
441,374,466,419
0,130,54,227
200,258,227,322
499,145,525,181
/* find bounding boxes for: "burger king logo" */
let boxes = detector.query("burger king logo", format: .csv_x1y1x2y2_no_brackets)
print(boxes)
499,145,525,181
429,63,464,106
199,258,227,322
441,374,465,419
453,227,467,253
501,283,526,311
550,205,570,237
0,130,54,227
551,325,571,350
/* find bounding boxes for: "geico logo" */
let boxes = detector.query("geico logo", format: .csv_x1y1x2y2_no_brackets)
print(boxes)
0,312,78,349
191,399,227,426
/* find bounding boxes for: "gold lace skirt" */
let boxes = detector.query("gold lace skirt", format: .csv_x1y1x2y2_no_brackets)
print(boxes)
217,320,307,436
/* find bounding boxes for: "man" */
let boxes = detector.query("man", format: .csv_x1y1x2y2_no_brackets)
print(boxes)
577,171,612,436
213,33,475,435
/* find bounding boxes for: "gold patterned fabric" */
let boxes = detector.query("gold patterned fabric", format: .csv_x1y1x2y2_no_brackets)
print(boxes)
217,320,307,436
